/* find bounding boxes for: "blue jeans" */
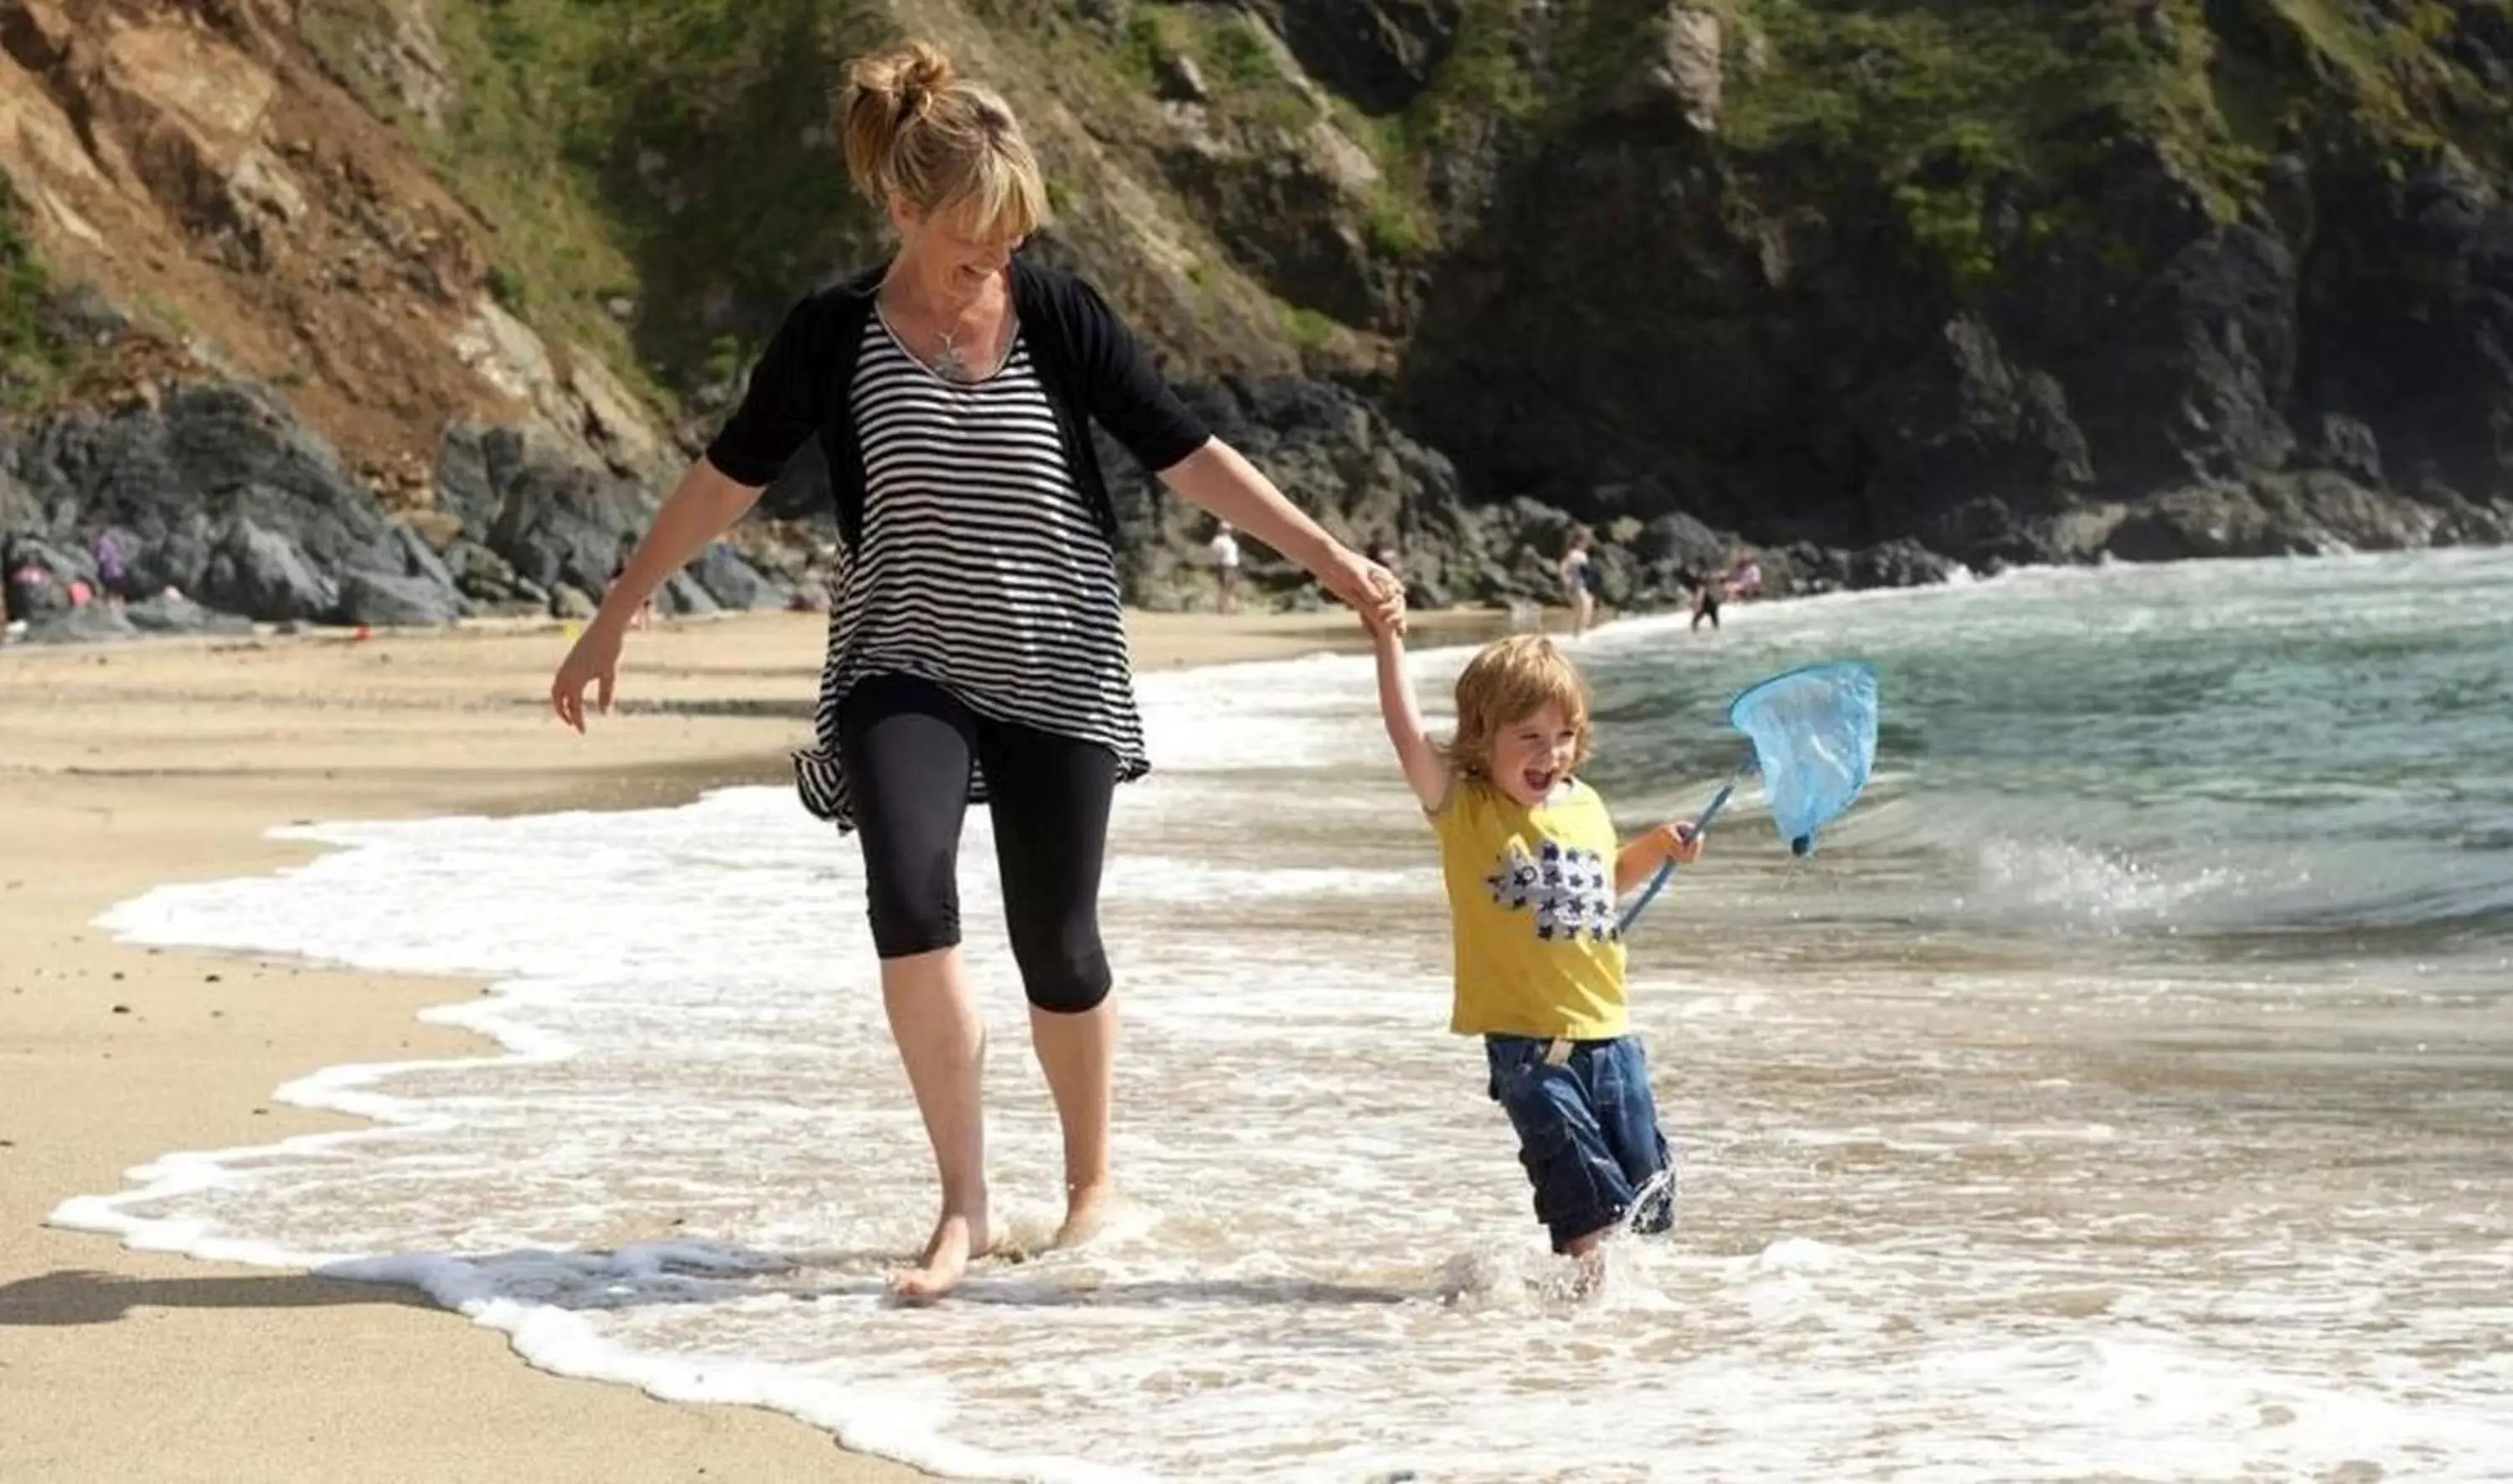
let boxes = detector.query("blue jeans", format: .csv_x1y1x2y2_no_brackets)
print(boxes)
1485,1034,1675,1253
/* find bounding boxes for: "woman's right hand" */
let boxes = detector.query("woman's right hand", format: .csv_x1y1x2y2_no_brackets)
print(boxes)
1317,542,1407,636
550,618,627,733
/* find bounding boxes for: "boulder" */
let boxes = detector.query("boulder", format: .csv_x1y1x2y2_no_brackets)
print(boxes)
123,590,255,636
445,539,522,601
479,440,655,597
656,571,720,617
1847,538,1959,589
199,519,337,621
1632,511,1733,575
24,604,140,644
689,542,790,611
337,569,463,627
372,519,462,592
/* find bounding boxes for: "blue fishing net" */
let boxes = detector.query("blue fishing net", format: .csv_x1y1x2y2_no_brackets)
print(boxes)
1728,661,1879,855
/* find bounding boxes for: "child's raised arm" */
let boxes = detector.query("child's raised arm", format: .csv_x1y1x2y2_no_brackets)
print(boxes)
1371,621,1450,812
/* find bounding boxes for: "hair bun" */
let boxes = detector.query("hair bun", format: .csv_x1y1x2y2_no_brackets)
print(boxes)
865,39,954,119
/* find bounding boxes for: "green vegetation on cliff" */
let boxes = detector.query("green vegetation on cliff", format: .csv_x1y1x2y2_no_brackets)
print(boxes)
1360,0,2513,292
1715,0,2510,286
293,1,2510,405
1112,2,1314,131
305,0,895,399
0,183,70,412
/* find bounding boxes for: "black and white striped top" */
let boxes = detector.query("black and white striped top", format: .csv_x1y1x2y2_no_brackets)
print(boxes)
791,314,1146,827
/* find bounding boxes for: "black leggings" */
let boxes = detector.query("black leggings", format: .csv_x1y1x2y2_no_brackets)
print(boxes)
835,672,1117,1013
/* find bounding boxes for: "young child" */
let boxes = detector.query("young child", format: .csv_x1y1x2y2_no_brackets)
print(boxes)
1371,624,1702,1262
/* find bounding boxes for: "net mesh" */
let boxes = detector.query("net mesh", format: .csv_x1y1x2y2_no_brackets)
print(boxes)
1727,661,1879,854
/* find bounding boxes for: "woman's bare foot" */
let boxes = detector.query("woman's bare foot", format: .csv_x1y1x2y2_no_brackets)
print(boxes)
890,1207,989,1303
1054,1182,1117,1250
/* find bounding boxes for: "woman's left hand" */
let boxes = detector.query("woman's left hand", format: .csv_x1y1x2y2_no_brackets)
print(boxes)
1319,544,1406,633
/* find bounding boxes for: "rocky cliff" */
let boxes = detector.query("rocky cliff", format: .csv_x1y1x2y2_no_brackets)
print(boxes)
4,0,2510,637
1389,0,2513,575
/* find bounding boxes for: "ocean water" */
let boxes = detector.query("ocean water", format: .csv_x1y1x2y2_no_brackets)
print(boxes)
60,549,2513,1482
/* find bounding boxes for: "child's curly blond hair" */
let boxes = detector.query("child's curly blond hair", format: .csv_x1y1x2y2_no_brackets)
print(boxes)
1442,635,1594,782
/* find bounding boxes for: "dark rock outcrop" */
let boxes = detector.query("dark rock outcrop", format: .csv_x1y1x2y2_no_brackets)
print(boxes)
24,602,138,643
6,383,471,625
1096,375,1774,611
0,389,803,642
442,422,792,617
467,425,653,598
1382,13,2513,580
1272,0,1463,116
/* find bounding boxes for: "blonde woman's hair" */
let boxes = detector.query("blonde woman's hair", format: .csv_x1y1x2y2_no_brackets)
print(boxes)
1444,636,1594,782
840,40,1049,243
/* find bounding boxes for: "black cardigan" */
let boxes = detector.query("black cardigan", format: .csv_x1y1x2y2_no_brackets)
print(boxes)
704,258,1213,549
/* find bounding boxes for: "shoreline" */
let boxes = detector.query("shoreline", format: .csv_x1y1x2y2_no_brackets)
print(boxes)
0,606,1509,1483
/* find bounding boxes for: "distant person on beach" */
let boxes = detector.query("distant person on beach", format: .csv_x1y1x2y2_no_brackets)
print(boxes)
92,530,131,610
1558,530,1598,638
1725,553,1763,602
6,542,50,628
549,39,1403,1301
1366,625,1703,1277
1689,569,1721,632
1210,519,1241,615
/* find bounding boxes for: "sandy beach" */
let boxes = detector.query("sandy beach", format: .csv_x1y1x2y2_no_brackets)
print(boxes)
0,605,1508,1483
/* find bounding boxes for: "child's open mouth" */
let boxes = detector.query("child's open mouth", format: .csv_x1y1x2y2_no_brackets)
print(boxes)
1522,767,1557,796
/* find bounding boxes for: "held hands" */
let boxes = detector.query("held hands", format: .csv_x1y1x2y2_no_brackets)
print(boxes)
549,617,626,734
1323,544,1406,636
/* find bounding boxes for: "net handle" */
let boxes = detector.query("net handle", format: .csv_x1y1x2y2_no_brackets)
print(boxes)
1616,755,1752,936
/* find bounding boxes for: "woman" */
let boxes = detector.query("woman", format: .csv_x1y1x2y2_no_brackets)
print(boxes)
1557,529,1598,639
550,40,1402,1300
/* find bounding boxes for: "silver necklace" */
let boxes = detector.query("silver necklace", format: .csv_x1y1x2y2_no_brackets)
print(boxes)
881,276,991,381
929,323,971,380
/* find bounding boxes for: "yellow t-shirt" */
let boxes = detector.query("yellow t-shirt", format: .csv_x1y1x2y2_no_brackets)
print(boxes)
1432,778,1628,1039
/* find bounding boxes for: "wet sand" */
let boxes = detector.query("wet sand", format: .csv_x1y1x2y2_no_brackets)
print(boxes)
0,606,1514,1482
